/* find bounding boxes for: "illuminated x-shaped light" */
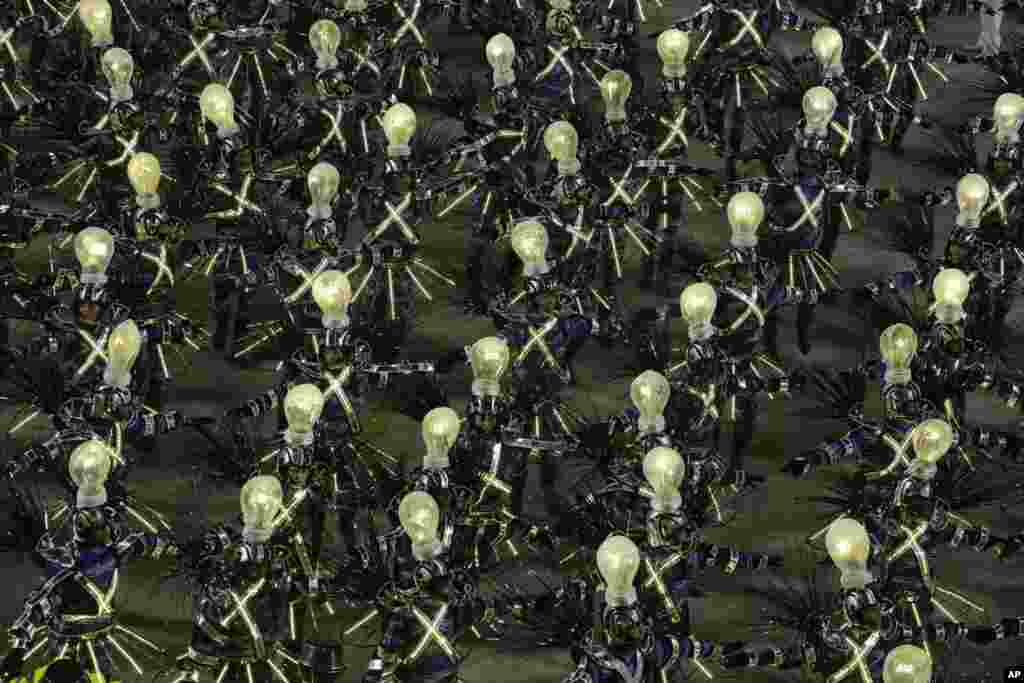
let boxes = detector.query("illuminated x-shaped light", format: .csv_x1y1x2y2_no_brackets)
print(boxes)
535,44,574,82
1,27,17,63
887,521,931,580
724,285,765,331
75,328,109,377
209,174,264,220
391,0,425,45
871,430,914,477
367,193,417,244
221,578,268,628
789,185,824,230
656,108,689,155
82,570,119,616
310,104,348,159
982,180,1019,224
179,33,217,77
603,164,636,207
142,245,175,293
347,45,382,76
284,257,331,303
515,317,560,366
408,604,459,662
862,30,891,70
477,442,511,502
828,632,880,683
642,552,684,590
829,120,853,157
322,366,356,416
686,383,719,422
725,9,763,48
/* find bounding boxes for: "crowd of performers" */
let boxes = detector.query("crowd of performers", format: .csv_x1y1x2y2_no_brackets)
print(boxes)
3,0,1024,681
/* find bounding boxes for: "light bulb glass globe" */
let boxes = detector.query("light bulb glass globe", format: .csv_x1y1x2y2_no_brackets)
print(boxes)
69,440,113,508
993,92,1024,141
643,447,685,513
726,192,765,248
309,19,342,71
126,152,161,209
307,162,341,220
101,47,134,103
486,33,517,87
422,407,460,469
543,121,580,175
283,384,326,444
656,30,689,78
631,370,670,435
824,518,873,589
599,70,632,123
103,319,142,388
932,268,970,324
382,102,417,157
596,535,641,606
199,84,239,138
912,419,954,465
311,270,352,329
399,491,442,559
879,323,918,385
811,27,844,70
803,86,838,130
79,0,113,47
74,227,115,285
510,220,550,277
882,645,933,683
240,476,284,542
469,337,510,397
955,174,990,227
680,282,717,341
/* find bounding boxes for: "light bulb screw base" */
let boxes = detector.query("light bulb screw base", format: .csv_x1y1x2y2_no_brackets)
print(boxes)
76,489,108,509
933,303,965,324
839,569,874,590
688,322,714,341
604,587,638,608
243,527,273,543
910,462,938,480
423,454,450,470
650,494,682,514
80,273,109,286
136,193,161,210
217,124,240,140
102,367,132,389
522,261,550,277
884,368,912,385
109,85,133,104
955,213,981,229
472,379,501,397
91,36,114,48
604,108,627,124
285,429,315,446
730,234,758,249
388,144,411,158
638,415,666,435
824,64,845,77
316,55,340,71
557,158,581,176
492,69,516,88
661,65,686,79
412,539,442,561
322,314,350,330
308,205,333,221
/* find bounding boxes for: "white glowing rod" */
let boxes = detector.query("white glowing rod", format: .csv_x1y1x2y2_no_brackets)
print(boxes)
603,164,636,207
75,328,109,377
366,193,416,243
407,604,459,662
178,33,217,76
724,285,765,330
828,632,880,683
309,104,349,159
982,180,1019,224
868,430,914,478
656,109,689,155
283,257,331,304
887,521,931,580
725,9,764,48
208,174,264,220
514,316,559,364
321,366,357,424
1,28,17,63
220,578,268,628
829,119,853,157
142,245,175,293
347,45,382,76
861,30,891,70
535,45,574,82
789,186,824,230
391,0,425,45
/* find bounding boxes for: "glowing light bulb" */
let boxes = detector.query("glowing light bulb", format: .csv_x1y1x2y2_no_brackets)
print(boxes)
543,121,580,176
955,174,990,228
726,192,765,248
882,645,933,683
993,92,1024,143
199,84,239,138
510,220,550,277
311,270,352,329
932,268,970,324
126,152,161,209
596,535,640,606
879,323,918,385
309,19,341,71
803,86,838,133
486,33,517,87
824,517,873,589
399,491,442,560
811,27,844,73
469,337,509,397
79,0,113,47
679,282,717,341
630,370,670,435
307,161,341,220
656,30,689,79
422,407,460,469
69,440,113,508
599,70,632,123
101,47,134,103
240,476,284,543
643,447,685,513
283,384,325,445
382,102,417,157
74,227,115,285
103,319,142,388
910,418,954,479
